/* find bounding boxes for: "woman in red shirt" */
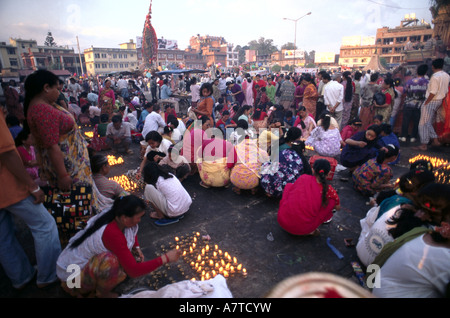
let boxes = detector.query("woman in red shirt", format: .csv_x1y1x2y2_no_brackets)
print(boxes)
57,195,182,298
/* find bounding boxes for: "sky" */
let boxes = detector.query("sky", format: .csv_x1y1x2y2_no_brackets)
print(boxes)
0,0,434,54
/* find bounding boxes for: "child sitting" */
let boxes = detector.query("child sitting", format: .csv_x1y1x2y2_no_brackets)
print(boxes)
143,162,192,226
378,123,400,165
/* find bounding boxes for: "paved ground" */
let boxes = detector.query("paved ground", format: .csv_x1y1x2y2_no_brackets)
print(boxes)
1,128,449,299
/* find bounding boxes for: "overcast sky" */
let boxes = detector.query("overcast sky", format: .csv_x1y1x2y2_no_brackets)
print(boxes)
0,0,433,54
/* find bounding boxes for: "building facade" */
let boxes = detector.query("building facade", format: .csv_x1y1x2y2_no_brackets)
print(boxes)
84,40,139,76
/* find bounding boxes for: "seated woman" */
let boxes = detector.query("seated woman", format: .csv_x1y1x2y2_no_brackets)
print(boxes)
378,123,400,166
252,105,268,132
198,130,236,189
340,124,385,171
91,154,129,200
278,159,341,236
143,162,192,226
230,129,270,195
294,106,316,140
181,115,212,175
352,144,399,197
137,130,173,179
56,195,182,298
260,127,312,198
372,183,450,298
340,118,362,145
356,168,436,267
306,113,344,158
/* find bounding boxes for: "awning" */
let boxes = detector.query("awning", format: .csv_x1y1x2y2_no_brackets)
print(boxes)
156,69,207,76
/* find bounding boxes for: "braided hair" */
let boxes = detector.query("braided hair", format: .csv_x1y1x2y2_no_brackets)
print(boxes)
313,159,331,207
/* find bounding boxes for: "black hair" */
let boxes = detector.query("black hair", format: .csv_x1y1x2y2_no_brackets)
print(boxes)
284,127,302,143
417,64,428,76
319,113,331,131
410,159,433,172
90,154,109,174
69,195,146,249
143,161,173,187
384,78,398,98
112,115,122,124
343,71,353,103
14,129,30,147
376,144,399,164
432,58,444,70
322,73,331,81
163,126,174,135
366,124,382,137
379,123,392,135
100,114,109,123
200,83,213,96
146,150,166,163
232,105,251,123
290,141,312,175
370,73,379,82
167,114,179,128
145,131,163,143
354,71,362,81
23,70,59,133
222,110,230,116
398,168,435,194
5,114,20,127
386,206,429,239
313,159,331,207
236,119,249,130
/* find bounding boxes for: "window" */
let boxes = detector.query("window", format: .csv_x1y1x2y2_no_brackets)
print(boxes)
124,54,127,59
94,53,100,59
113,54,117,59
95,63,101,68
120,63,124,68
177,54,183,60
7,48,16,55
102,63,107,68
353,58,358,63
101,54,107,58
119,54,123,59
9,58,18,66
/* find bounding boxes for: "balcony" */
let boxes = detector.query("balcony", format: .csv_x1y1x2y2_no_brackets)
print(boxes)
404,48,435,62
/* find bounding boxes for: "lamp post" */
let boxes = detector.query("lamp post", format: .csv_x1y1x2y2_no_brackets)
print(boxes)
284,12,312,70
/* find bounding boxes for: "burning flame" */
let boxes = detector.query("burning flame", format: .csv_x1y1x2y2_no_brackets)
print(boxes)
107,155,124,166
84,131,94,139
109,175,138,192
409,155,450,185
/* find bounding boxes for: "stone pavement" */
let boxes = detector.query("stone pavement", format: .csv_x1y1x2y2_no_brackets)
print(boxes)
1,131,449,298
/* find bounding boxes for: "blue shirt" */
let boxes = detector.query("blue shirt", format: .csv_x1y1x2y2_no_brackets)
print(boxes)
161,85,172,100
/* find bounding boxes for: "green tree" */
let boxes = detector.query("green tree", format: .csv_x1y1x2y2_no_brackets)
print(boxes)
272,64,282,72
248,37,278,56
281,42,297,50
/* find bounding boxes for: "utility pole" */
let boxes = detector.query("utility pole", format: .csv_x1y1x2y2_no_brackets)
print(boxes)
77,36,85,77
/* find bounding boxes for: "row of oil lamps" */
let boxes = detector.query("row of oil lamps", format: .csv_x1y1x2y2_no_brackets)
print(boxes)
162,232,248,282
108,175,138,192
409,154,450,185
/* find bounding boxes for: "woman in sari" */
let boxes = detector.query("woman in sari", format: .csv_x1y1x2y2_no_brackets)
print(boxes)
294,106,316,141
301,74,319,118
98,79,116,123
198,132,236,189
241,75,255,107
260,128,312,198
230,132,270,195
278,159,340,236
57,195,182,298
24,70,102,245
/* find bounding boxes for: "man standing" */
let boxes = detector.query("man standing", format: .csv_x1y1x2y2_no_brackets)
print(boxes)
400,64,429,143
279,75,296,111
0,109,61,289
218,73,228,97
323,73,344,128
416,58,450,151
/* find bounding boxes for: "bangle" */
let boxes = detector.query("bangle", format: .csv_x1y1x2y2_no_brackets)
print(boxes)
31,186,41,194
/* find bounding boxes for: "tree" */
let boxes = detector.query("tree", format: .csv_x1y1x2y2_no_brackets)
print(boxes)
44,31,57,47
281,42,297,50
235,45,249,65
272,64,282,73
248,37,278,56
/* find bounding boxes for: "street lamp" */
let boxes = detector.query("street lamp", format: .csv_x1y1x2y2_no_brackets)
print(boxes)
284,12,312,70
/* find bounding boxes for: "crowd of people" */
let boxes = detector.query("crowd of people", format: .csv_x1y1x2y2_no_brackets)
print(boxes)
0,56,449,298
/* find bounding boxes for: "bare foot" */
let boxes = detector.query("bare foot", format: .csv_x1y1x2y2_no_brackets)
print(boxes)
149,211,163,220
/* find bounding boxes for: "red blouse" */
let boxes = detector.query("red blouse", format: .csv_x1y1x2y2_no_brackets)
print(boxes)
102,221,163,279
28,103,75,149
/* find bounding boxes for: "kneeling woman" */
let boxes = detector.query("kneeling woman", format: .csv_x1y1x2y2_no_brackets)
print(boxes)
352,144,399,197
278,159,341,236
260,127,312,198
143,162,192,225
56,195,182,298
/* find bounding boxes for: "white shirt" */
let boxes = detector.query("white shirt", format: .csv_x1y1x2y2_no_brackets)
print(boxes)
324,80,344,112
372,234,450,298
117,79,128,90
142,111,166,139
144,138,173,157
145,175,192,218
426,70,450,101
191,85,200,102
89,105,101,118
